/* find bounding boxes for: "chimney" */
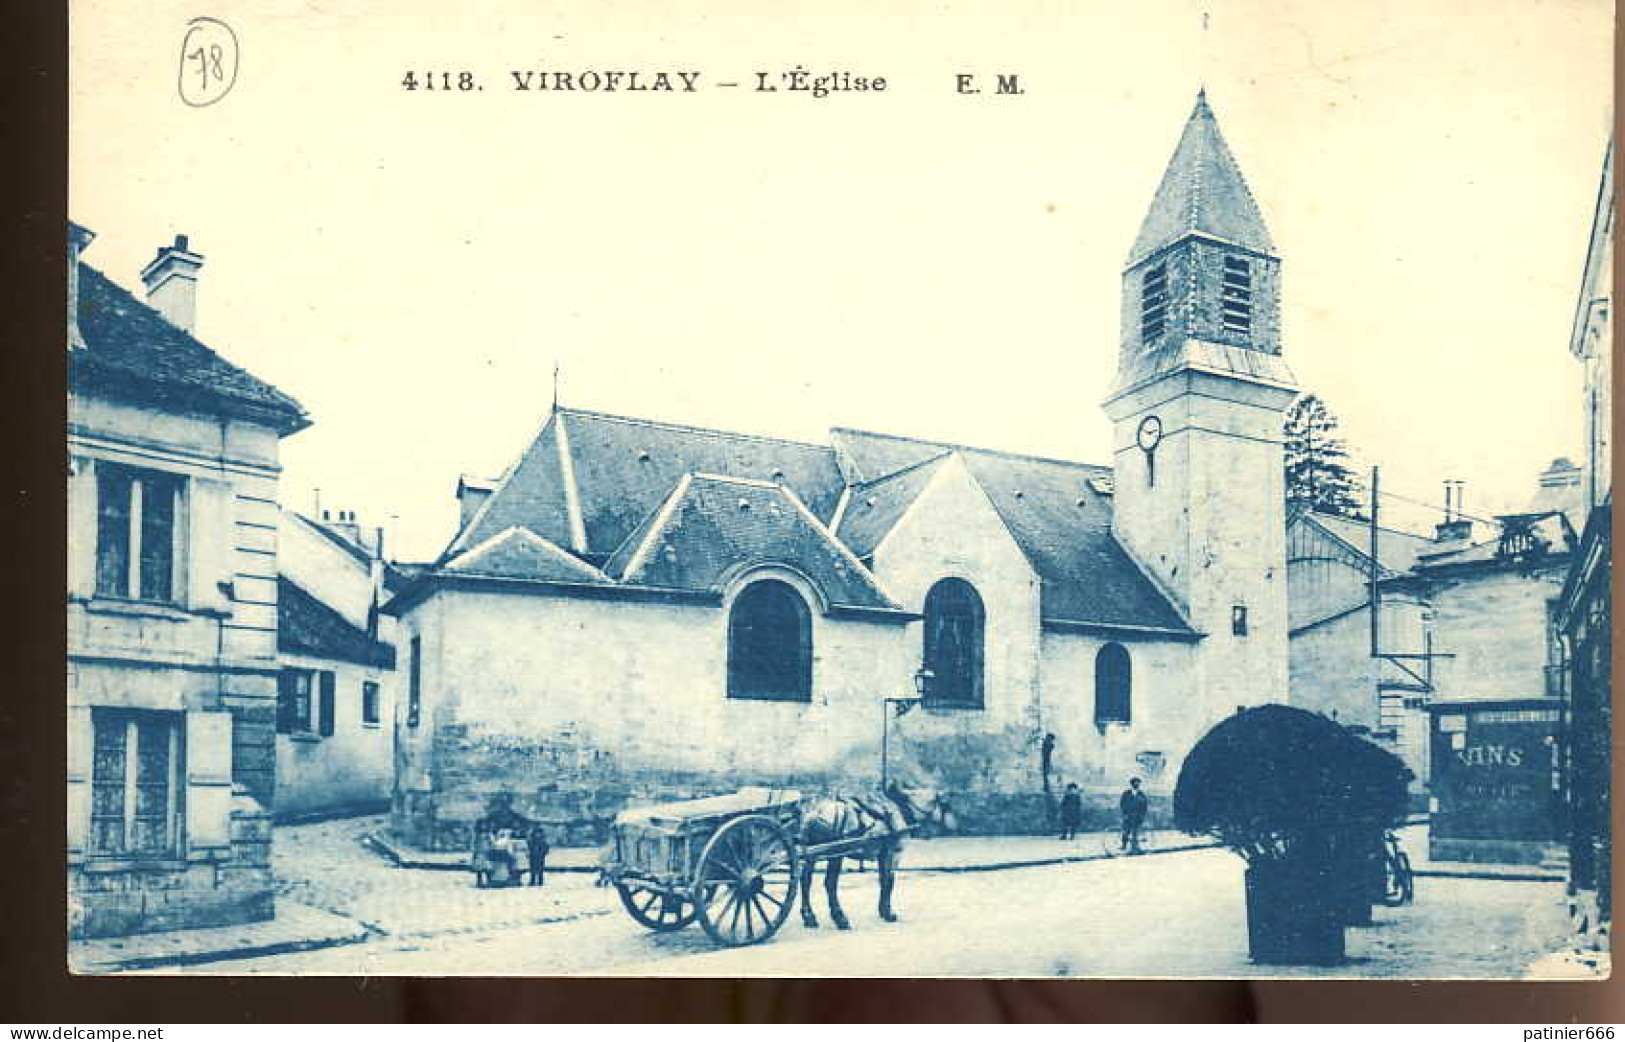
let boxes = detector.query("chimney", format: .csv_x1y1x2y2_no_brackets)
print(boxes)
67,222,95,351
139,234,205,333
1433,518,1473,543
325,508,363,548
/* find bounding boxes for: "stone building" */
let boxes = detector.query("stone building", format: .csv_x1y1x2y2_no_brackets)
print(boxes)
67,226,309,937
274,507,401,820
384,92,1298,849
1286,508,1435,783
1285,478,1578,862
1555,135,1612,950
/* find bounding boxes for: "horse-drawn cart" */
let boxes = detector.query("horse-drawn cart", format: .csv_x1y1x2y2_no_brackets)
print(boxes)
602,788,806,947
605,784,924,947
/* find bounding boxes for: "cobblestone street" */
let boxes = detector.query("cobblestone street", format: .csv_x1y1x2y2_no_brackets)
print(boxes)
165,815,1600,979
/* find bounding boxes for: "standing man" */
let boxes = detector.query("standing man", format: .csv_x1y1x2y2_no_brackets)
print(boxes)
1058,782,1083,841
1119,777,1149,854
527,823,551,887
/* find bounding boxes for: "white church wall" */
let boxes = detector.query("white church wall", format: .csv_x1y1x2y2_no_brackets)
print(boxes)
1037,629,1196,823
392,582,912,847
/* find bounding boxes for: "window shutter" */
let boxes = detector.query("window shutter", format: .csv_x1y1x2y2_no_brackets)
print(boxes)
67,459,98,599
319,672,336,737
185,710,234,858
187,477,235,615
66,706,92,861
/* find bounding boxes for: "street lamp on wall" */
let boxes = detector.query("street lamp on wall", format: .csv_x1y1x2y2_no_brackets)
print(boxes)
882,667,933,788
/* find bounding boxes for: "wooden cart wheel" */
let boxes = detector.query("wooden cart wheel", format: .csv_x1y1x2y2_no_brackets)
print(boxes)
693,814,799,947
616,882,698,932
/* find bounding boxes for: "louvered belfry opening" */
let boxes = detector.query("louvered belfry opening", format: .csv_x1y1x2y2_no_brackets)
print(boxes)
1141,262,1169,345
1220,255,1253,338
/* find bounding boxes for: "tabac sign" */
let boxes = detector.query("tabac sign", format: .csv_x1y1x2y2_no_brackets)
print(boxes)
1428,699,1562,864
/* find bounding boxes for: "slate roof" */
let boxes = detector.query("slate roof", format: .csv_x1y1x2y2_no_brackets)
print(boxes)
451,408,847,560
830,429,1193,633
71,262,309,434
1307,511,1434,576
425,409,1191,634
278,576,395,668
1127,91,1275,267
444,526,611,584
835,452,952,558
605,474,899,611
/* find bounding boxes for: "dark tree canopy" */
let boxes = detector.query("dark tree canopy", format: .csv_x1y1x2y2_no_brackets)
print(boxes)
1284,394,1364,518
1174,704,1411,862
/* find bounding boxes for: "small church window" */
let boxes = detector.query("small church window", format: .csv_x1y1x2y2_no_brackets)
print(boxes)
923,578,985,708
1232,604,1249,636
1220,255,1252,337
728,579,813,701
1094,643,1132,725
1140,263,1168,345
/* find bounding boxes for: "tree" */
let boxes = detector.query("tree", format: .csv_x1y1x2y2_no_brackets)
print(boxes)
1284,394,1363,518
1174,704,1411,964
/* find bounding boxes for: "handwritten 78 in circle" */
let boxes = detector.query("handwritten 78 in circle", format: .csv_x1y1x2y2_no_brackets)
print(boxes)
178,17,239,107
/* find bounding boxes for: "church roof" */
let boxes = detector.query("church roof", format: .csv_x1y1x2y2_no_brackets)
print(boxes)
1127,91,1276,267
450,408,846,560
604,473,900,612
71,262,310,434
420,408,1192,635
832,429,1193,634
835,452,953,558
444,526,612,584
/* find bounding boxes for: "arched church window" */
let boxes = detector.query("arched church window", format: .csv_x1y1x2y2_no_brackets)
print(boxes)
1095,643,1132,725
923,578,985,708
727,579,812,702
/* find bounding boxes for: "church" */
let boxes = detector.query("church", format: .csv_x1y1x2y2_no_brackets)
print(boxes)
383,92,1299,849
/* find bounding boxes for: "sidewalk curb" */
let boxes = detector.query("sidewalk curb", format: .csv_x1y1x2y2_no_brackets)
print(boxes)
904,840,1221,874
366,829,1220,875
71,907,372,974
365,832,600,873
1411,868,1564,883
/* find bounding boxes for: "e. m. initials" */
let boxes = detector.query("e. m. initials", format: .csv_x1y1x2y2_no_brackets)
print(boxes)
955,73,1024,96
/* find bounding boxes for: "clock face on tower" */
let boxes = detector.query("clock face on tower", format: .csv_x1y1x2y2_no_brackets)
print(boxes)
1136,415,1163,453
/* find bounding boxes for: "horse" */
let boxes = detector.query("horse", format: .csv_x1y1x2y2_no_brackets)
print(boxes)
796,784,956,930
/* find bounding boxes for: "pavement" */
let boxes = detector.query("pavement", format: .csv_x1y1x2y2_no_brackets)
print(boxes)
366,825,1219,874
70,901,370,974
77,813,1585,974
201,836,1597,978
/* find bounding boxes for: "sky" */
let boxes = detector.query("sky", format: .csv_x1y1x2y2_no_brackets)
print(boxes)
71,0,1614,561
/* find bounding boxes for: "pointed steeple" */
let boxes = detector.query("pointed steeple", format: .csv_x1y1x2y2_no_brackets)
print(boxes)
1127,91,1275,267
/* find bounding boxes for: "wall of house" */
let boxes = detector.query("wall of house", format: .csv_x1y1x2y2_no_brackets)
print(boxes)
279,512,379,628
1427,566,1566,705
275,652,394,819
274,511,396,819
67,392,282,938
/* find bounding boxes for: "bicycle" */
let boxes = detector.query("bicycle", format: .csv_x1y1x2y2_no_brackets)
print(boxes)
1380,830,1414,906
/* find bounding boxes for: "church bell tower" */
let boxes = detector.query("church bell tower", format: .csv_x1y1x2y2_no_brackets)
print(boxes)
1103,90,1298,720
